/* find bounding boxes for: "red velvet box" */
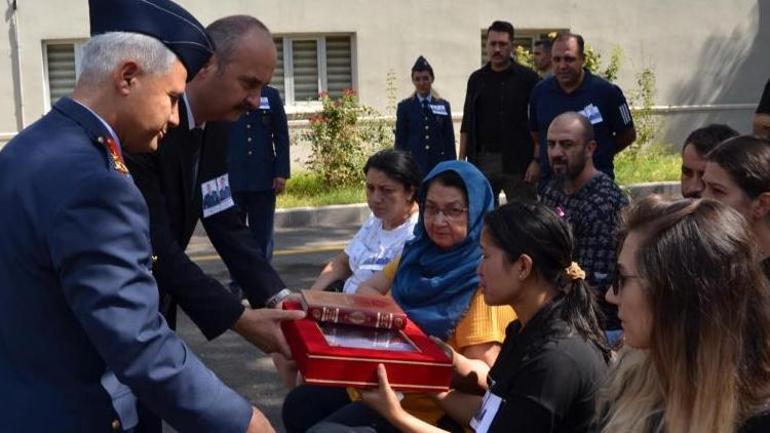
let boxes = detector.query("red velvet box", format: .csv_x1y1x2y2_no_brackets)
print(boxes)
282,301,452,391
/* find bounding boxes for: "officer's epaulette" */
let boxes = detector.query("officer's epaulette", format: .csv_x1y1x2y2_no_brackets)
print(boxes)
97,135,129,175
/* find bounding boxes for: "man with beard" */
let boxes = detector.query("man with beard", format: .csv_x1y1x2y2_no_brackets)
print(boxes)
680,124,738,198
530,32,635,187
539,112,628,338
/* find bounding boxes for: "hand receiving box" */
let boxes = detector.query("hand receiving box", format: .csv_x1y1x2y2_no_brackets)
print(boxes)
281,300,452,391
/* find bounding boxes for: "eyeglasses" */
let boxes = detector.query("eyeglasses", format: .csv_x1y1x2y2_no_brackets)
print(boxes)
423,204,467,220
611,273,641,296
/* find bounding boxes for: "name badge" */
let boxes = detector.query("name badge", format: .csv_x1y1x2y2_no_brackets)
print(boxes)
469,390,503,433
259,96,270,110
201,174,235,218
579,103,603,125
430,104,448,116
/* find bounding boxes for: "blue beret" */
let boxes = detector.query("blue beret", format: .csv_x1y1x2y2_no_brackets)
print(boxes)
411,55,434,77
89,0,214,79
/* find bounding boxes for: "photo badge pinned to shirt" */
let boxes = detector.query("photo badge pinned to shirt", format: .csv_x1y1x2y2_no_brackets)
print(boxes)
579,103,604,125
259,96,270,110
430,103,448,116
469,389,503,433
201,174,235,218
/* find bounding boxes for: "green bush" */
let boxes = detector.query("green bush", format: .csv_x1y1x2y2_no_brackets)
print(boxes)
303,90,392,188
277,171,365,208
615,142,680,185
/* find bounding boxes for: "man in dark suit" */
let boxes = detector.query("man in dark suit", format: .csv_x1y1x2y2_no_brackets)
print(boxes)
228,85,290,261
0,1,302,432
395,56,455,175
124,16,292,370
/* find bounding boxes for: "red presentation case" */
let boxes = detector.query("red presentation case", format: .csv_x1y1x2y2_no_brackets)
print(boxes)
282,301,452,391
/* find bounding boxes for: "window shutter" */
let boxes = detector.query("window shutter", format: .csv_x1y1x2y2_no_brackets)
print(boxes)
46,44,76,103
292,39,319,102
272,37,285,101
325,36,352,98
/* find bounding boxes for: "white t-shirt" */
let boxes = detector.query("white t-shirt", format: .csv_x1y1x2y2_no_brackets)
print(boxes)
342,212,419,294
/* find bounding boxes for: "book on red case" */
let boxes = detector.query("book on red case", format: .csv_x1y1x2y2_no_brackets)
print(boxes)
282,300,452,391
300,289,407,330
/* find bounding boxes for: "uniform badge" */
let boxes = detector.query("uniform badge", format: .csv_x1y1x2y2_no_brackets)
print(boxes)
99,136,129,175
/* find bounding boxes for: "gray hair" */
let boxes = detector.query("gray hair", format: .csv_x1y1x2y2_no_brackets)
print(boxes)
206,15,271,73
78,32,177,84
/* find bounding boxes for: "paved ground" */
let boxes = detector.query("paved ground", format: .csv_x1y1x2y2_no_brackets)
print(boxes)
164,223,360,433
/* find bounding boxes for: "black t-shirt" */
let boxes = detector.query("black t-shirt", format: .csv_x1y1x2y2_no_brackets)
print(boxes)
757,79,770,114
476,69,508,152
477,297,608,433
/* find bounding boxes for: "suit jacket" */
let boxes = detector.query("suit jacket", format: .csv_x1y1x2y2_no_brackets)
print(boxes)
0,97,251,433
125,98,286,340
228,85,290,192
395,95,456,176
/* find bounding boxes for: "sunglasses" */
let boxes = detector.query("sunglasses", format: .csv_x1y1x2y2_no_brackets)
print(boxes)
611,273,641,296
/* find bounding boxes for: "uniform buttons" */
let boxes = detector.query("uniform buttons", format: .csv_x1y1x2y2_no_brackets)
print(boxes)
247,137,252,142
111,419,121,431
424,117,428,121
152,255,158,264
424,125,429,130
425,135,430,140
248,151,253,155
246,124,251,129
425,145,430,150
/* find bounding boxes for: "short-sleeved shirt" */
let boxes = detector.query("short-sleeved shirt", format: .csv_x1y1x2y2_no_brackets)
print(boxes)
757,79,770,114
380,257,516,424
342,213,418,294
474,297,607,433
529,70,634,180
540,173,628,329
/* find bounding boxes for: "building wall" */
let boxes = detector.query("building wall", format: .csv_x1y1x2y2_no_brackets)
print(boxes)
0,0,767,150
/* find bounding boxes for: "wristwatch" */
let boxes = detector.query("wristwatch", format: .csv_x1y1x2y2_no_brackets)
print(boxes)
265,288,292,309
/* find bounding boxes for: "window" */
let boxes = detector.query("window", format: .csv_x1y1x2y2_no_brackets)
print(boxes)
272,35,354,107
43,41,86,108
480,29,565,65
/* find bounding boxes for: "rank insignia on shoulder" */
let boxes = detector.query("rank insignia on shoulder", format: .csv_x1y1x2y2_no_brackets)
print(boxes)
98,136,129,175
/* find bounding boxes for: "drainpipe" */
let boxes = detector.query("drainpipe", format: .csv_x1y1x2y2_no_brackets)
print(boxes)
8,0,25,130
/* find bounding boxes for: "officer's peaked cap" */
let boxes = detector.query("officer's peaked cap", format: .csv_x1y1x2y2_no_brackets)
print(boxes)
411,55,434,77
89,0,214,79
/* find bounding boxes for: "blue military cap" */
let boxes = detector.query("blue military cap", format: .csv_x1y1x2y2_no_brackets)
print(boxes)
411,55,434,78
89,0,214,79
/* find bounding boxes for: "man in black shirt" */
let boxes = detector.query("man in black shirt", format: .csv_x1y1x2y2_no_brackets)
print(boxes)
753,79,770,138
459,20,540,203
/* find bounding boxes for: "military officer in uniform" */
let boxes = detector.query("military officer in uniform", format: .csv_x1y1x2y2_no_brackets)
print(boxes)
0,1,303,432
228,84,290,261
395,56,456,175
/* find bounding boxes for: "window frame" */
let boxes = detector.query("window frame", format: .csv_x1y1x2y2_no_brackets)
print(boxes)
42,39,87,110
273,33,356,112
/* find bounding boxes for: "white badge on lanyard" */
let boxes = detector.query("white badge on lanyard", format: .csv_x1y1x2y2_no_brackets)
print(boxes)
430,104,448,116
201,173,235,218
579,103,603,125
469,389,503,432
259,96,270,110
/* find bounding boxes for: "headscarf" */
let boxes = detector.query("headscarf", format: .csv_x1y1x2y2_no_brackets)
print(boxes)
391,161,494,340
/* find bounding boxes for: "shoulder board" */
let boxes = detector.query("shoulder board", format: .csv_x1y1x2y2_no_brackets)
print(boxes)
97,135,129,176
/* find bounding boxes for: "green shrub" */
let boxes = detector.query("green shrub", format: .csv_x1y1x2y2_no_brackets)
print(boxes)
303,90,392,188
615,142,680,185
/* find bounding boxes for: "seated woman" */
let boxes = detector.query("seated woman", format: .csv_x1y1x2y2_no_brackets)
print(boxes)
702,135,770,274
310,149,421,293
282,161,515,433
601,196,770,433
349,201,611,433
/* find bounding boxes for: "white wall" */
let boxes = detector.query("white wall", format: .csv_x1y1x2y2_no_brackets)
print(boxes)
0,0,767,149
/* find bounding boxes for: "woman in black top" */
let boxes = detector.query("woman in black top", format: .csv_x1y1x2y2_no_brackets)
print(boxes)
348,201,611,433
